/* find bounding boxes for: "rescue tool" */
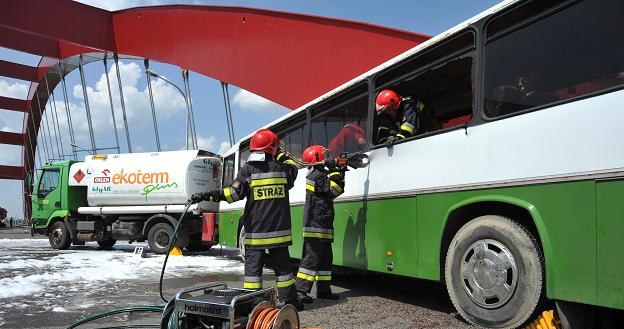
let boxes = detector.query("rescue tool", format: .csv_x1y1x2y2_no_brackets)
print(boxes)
281,148,370,170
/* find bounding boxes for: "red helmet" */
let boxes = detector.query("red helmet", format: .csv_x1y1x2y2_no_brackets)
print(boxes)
250,129,280,156
375,89,402,114
302,145,326,163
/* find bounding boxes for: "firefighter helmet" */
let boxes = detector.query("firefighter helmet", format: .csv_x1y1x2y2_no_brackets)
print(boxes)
375,89,402,114
250,129,280,156
302,145,327,163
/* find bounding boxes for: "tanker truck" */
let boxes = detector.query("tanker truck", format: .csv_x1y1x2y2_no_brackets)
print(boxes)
28,150,222,253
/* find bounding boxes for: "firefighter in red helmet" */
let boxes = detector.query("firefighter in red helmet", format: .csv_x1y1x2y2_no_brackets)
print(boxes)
192,128,303,310
374,89,434,147
295,145,345,303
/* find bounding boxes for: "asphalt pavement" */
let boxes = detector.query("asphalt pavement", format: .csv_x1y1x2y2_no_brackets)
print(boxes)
0,227,471,329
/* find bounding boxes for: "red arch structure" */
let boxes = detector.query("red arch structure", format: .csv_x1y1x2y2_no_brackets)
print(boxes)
0,0,429,216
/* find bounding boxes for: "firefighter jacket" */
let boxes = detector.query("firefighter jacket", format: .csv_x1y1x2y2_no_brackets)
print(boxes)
303,166,345,242
220,152,298,250
396,97,427,140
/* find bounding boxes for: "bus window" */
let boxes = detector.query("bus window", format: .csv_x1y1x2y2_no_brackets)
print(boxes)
373,55,474,145
484,0,624,118
372,31,475,145
310,95,368,158
275,113,307,158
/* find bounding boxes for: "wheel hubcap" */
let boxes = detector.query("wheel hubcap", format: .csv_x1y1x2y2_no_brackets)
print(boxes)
51,227,63,245
460,239,517,309
155,230,170,249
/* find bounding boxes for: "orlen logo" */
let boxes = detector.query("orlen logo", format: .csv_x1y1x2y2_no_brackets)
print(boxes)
94,169,111,184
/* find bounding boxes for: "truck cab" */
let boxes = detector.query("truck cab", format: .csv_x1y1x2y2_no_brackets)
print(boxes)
30,160,86,249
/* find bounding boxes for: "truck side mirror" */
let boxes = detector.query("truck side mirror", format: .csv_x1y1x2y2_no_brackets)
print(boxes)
25,173,32,193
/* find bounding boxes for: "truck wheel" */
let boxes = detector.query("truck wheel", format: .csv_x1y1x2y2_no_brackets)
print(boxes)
49,221,71,250
238,225,246,262
148,222,174,254
97,238,116,249
445,215,544,329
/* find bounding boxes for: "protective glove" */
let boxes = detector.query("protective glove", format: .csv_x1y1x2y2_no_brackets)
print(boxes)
328,170,345,182
323,158,338,169
385,135,397,148
190,190,221,203
275,151,292,163
190,192,208,203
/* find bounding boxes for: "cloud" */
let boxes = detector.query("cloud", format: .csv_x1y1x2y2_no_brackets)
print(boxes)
197,136,215,150
0,79,27,133
194,137,230,155
75,0,204,11
0,79,29,99
75,0,164,11
0,144,22,166
218,141,231,154
231,89,288,113
53,61,186,152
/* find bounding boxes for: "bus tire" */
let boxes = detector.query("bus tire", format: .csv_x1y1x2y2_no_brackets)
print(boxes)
445,215,544,329
49,221,72,250
238,225,246,262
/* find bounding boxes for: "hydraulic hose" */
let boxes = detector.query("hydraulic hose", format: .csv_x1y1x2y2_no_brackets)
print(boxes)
65,306,164,329
66,202,194,329
158,202,194,303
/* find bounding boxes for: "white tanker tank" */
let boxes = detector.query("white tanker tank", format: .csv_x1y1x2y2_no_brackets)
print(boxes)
68,150,221,213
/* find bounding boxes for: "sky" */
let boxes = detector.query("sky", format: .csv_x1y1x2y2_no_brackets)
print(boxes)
0,0,502,218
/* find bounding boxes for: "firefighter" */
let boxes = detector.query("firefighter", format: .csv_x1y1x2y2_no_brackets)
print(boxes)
374,89,435,147
192,129,303,310
295,145,345,303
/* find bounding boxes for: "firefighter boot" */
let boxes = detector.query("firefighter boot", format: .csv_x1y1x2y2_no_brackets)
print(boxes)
278,298,305,311
316,291,339,300
297,291,313,304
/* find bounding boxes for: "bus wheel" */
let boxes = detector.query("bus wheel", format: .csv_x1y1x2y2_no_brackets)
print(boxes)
49,221,71,250
445,215,544,329
238,225,246,262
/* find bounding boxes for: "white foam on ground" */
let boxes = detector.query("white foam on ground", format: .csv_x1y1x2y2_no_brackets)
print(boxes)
0,239,244,300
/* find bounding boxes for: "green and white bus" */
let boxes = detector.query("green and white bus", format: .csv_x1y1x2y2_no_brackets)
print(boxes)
217,0,624,327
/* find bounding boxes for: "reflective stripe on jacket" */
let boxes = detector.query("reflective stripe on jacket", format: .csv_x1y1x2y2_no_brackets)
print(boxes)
222,153,298,249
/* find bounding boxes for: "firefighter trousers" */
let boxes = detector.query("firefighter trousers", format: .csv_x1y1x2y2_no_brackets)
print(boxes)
244,247,297,302
295,239,333,294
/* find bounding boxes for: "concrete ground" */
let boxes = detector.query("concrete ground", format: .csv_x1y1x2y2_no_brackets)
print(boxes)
0,227,471,329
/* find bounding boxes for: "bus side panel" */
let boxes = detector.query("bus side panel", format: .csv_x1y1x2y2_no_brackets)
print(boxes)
288,205,305,259
417,181,597,305
596,179,624,309
312,200,365,270
366,197,417,276
218,209,244,248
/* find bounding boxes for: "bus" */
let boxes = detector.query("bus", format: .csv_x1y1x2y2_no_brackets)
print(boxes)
216,0,624,327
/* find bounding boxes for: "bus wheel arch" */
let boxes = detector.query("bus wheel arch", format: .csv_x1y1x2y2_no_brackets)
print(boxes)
440,199,549,284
